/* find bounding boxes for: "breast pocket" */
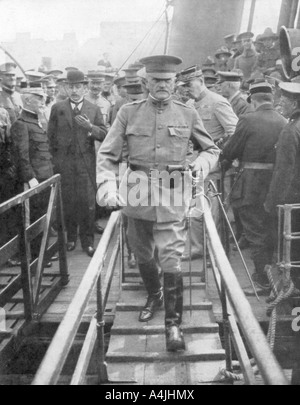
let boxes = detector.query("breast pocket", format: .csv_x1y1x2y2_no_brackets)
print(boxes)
126,126,153,160
167,126,190,161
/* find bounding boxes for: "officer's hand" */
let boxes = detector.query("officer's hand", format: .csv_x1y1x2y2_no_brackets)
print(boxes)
75,114,93,131
220,159,232,172
97,190,125,210
28,178,39,188
189,160,204,174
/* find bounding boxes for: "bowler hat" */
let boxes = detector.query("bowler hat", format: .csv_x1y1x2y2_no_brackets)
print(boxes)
66,70,88,84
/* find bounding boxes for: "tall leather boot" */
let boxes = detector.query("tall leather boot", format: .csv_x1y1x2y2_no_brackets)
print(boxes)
138,259,163,322
164,272,185,352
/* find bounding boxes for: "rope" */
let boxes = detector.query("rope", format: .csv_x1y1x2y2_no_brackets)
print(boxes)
116,5,167,74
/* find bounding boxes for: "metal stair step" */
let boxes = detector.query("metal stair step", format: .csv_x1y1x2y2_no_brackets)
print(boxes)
119,289,208,305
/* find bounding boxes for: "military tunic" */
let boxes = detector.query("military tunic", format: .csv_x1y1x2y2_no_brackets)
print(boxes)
256,47,280,72
234,49,258,81
11,109,54,257
222,104,287,274
97,96,219,272
229,91,252,118
0,89,23,124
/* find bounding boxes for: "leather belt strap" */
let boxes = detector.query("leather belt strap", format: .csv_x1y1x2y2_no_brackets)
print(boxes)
129,163,186,174
242,162,274,170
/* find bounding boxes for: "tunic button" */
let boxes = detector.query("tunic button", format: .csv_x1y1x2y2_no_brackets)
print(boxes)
157,144,161,148
158,110,162,114
158,125,163,130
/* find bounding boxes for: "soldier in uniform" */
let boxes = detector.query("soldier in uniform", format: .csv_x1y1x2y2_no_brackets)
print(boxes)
215,47,232,72
85,71,110,131
179,66,238,260
234,32,258,83
111,76,129,124
222,81,287,292
264,82,300,384
96,55,219,351
48,70,107,257
218,71,251,117
0,108,14,248
255,28,280,74
0,63,23,124
11,86,54,264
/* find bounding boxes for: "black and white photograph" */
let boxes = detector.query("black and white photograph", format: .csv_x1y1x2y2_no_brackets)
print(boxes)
0,0,299,387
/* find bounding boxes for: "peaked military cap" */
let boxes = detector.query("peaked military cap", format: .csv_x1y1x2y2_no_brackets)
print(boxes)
279,82,300,100
202,67,217,75
87,70,105,82
247,79,273,103
65,67,79,72
22,81,45,97
217,71,243,83
179,65,203,83
25,70,46,81
139,55,182,79
202,56,215,67
122,82,143,95
239,32,255,40
47,69,63,76
113,76,126,87
224,33,236,41
0,62,17,74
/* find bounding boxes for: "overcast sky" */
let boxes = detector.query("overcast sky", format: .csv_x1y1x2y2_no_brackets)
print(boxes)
0,0,284,43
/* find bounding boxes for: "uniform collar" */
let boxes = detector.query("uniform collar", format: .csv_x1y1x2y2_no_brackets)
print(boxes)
2,85,15,96
22,108,38,118
148,94,172,109
194,88,209,103
228,91,241,103
255,103,274,112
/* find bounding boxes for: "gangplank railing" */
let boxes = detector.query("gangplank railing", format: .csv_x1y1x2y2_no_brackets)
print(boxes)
32,211,122,385
203,187,289,385
32,184,289,385
0,174,69,323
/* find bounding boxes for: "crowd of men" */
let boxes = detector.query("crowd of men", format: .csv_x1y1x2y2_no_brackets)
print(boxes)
1,25,300,354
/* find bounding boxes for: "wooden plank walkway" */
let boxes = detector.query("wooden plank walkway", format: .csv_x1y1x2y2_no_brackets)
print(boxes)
106,266,229,385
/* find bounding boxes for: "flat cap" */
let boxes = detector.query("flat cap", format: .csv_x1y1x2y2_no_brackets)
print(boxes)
0,62,17,74
217,71,243,83
279,82,300,99
139,55,182,79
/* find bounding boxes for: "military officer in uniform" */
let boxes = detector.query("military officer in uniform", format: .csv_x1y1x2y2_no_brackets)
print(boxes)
48,70,107,257
0,62,23,124
11,86,54,263
96,55,219,352
218,71,251,117
265,82,300,385
234,32,258,83
222,81,287,292
255,28,280,73
179,66,238,260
